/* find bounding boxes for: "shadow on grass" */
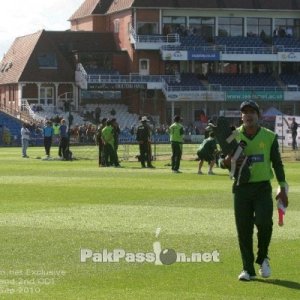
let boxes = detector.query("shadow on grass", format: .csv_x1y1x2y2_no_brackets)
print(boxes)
254,278,300,290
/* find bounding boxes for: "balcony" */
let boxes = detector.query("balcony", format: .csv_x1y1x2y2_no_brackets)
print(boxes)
129,27,180,50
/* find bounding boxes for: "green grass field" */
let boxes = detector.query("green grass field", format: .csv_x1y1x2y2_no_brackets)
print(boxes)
0,146,299,299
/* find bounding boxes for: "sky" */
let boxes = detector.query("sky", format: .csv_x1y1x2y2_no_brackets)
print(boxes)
0,0,84,58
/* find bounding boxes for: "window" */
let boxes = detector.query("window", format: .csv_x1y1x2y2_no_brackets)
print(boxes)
81,90,121,102
40,87,54,105
162,16,187,35
128,22,131,35
189,17,215,40
137,22,158,35
114,19,120,33
37,53,57,69
274,18,300,38
140,60,148,70
139,59,149,75
247,18,272,37
218,17,243,37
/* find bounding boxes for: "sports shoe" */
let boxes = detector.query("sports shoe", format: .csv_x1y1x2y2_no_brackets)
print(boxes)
147,165,155,168
198,171,203,175
238,270,256,281
208,170,215,175
259,258,271,278
172,170,182,173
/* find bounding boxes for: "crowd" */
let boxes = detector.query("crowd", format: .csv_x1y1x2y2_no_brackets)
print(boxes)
18,118,208,149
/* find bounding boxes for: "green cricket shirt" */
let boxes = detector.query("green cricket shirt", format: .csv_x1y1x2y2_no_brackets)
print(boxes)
236,125,286,186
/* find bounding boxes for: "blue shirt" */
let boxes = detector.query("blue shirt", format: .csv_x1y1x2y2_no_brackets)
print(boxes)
59,124,68,138
43,126,54,137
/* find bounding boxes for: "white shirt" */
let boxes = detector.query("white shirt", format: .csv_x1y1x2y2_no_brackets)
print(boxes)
21,127,30,140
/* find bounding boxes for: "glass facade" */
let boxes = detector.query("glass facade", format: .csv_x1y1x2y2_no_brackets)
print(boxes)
160,16,300,39
274,18,300,38
218,17,243,37
162,16,187,35
189,17,215,40
247,18,272,38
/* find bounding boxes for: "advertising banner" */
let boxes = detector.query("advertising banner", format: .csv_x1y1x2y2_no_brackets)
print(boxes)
226,91,283,101
188,51,220,61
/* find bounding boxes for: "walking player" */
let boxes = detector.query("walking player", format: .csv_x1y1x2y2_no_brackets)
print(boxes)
169,115,184,173
223,100,288,281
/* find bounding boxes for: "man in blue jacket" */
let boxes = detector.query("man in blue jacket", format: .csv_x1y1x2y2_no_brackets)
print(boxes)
43,121,54,158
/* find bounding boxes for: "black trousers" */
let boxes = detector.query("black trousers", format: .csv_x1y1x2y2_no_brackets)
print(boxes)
139,142,151,167
234,181,273,276
59,137,69,159
292,133,297,150
98,143,105,166
44,137,52,156
103,144,118,166
171,142,182,171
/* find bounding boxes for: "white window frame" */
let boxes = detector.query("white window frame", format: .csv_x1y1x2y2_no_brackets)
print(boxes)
40,87,54,105
114,19,120,33
139,59,149,75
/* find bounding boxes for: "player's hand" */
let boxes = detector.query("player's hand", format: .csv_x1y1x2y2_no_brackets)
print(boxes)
276,188,289,208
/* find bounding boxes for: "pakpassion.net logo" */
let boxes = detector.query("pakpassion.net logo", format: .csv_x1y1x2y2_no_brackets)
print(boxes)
80,228,220,265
